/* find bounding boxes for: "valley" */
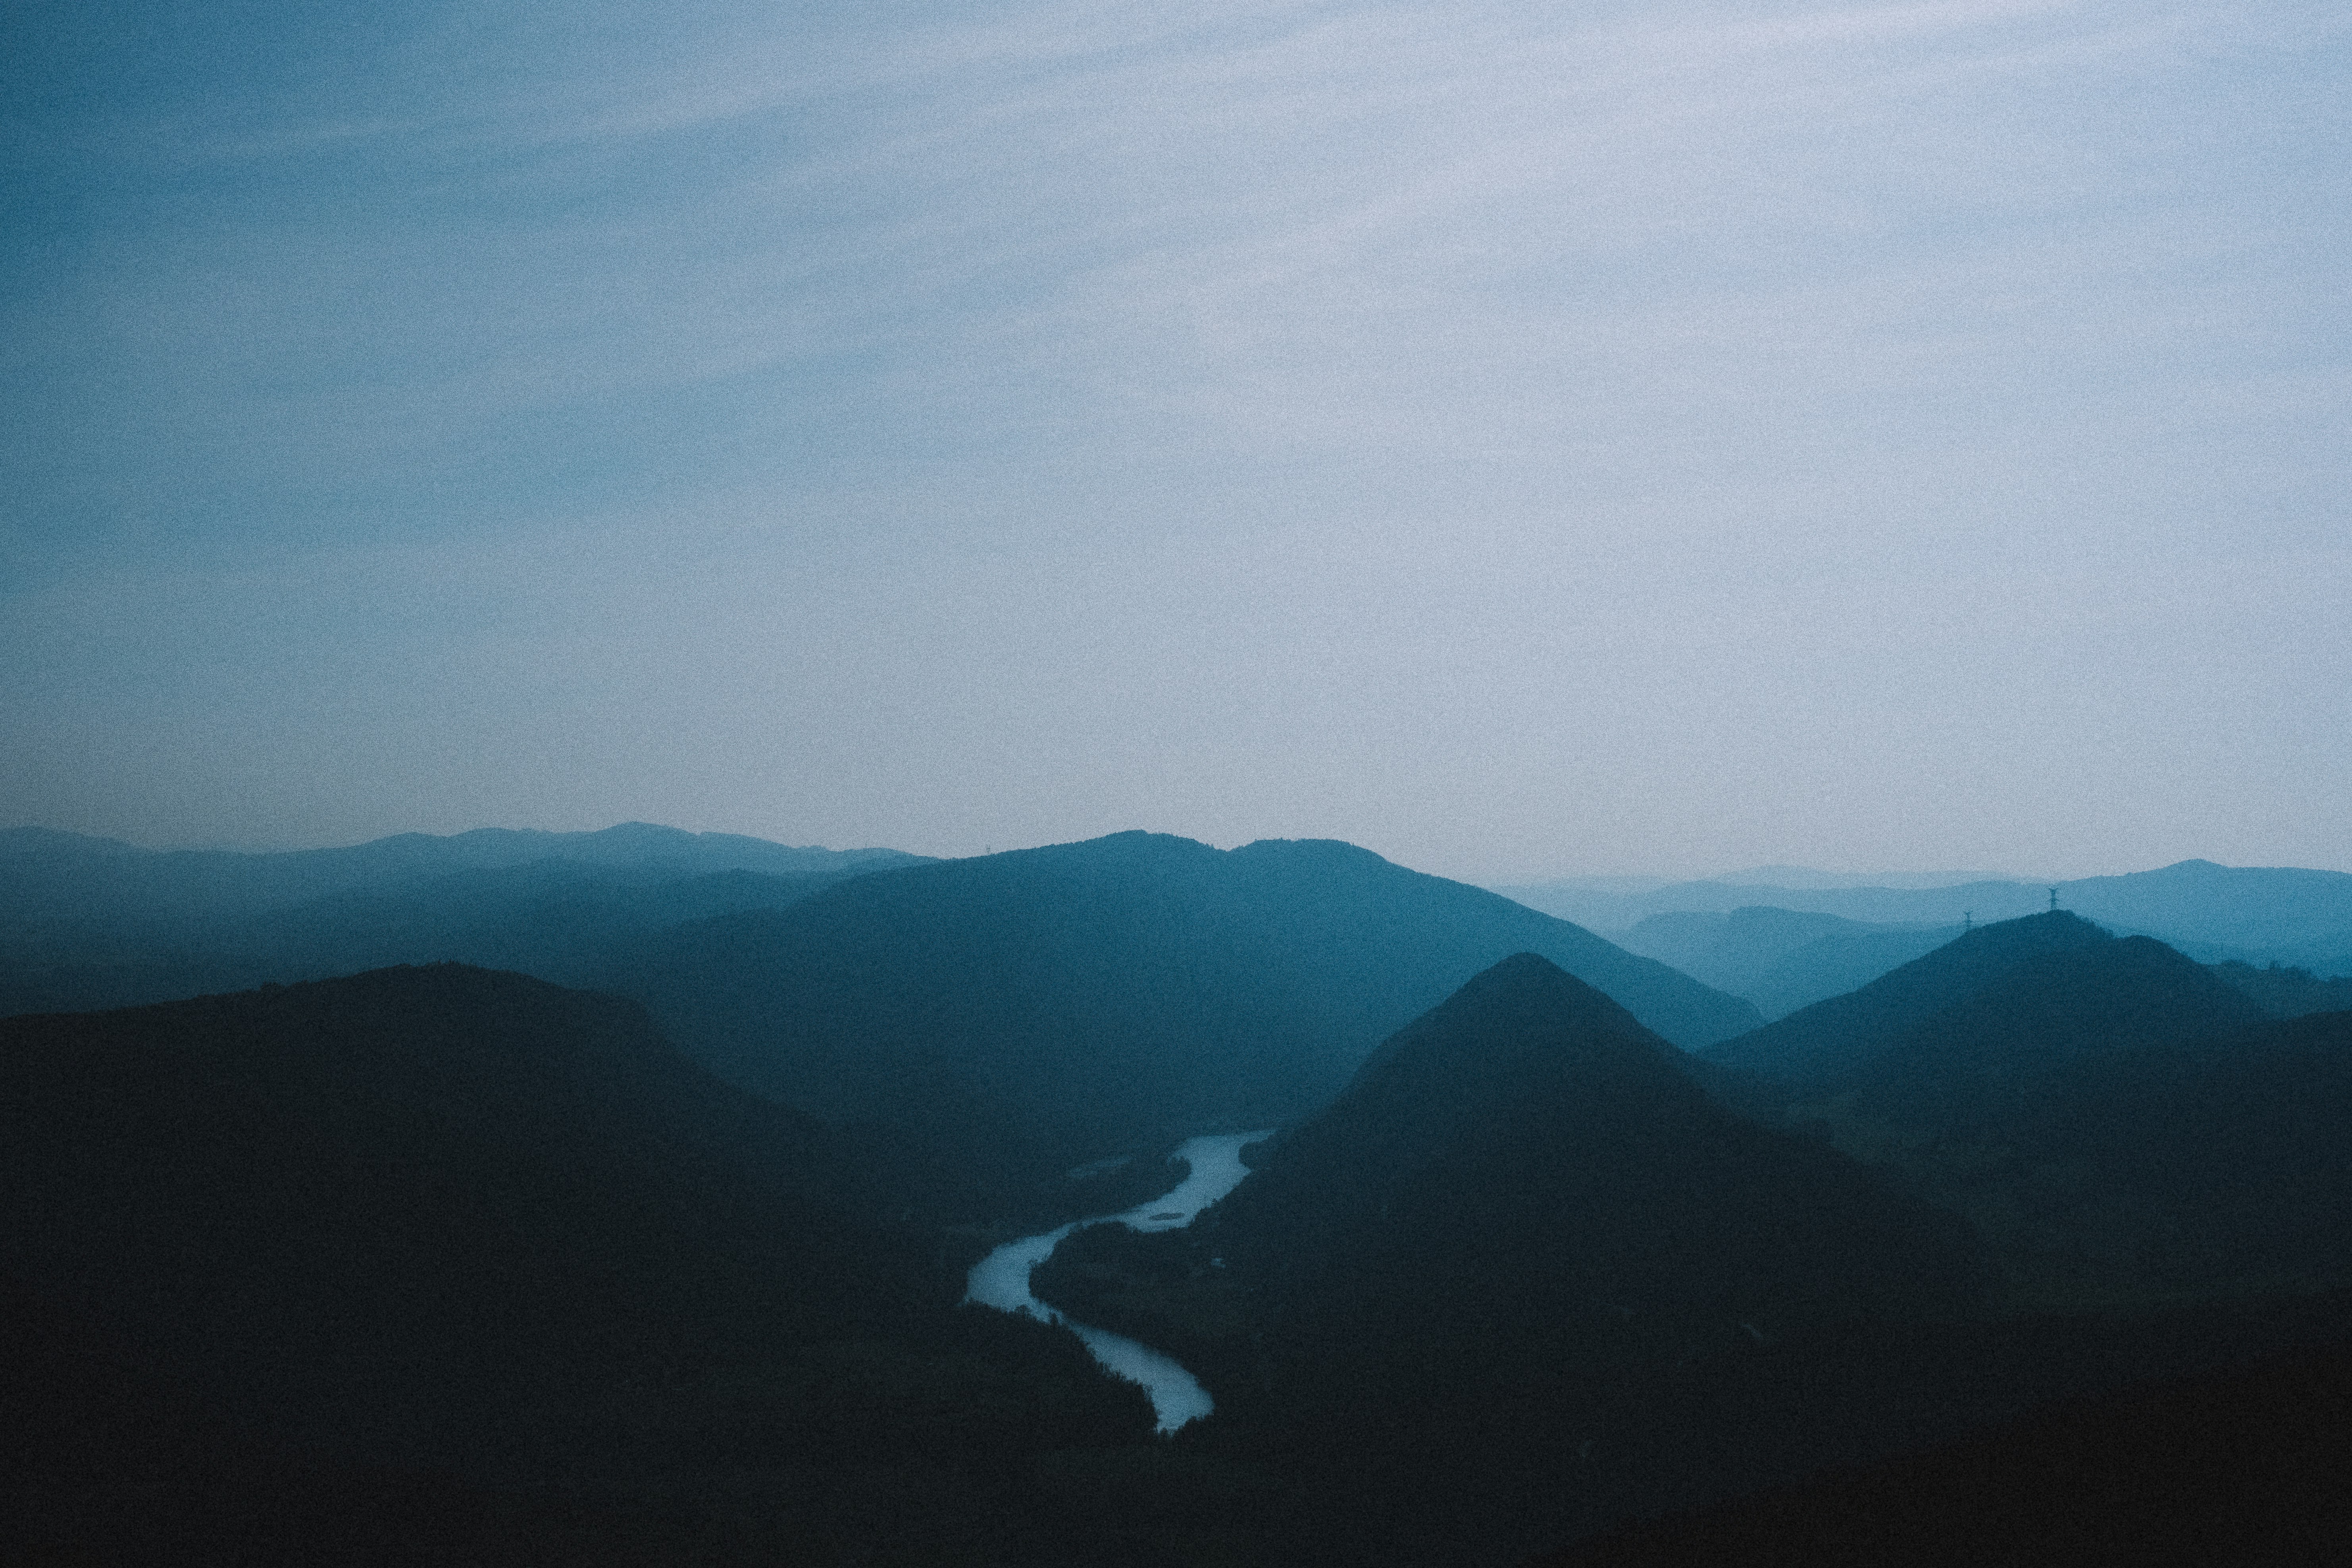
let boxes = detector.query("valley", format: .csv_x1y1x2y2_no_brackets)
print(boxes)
6,824,2350,1565
966,1131,1272,1431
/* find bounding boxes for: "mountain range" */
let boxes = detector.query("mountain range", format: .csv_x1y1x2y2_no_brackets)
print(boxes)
597,832,1760,1221
1499,859,2352,975
0,823,930,1017
1034,933,2352,1561
8,822,2352,1564
1605,905,1963,1019
1034,954,1995,1562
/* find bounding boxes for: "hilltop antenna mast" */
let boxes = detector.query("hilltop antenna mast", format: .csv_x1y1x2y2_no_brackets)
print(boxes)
1964,911,1973,931
2049,887,2059,913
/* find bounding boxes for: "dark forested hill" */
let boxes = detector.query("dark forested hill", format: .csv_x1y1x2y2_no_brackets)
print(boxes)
1700,911,2126,1087
1798,929,2270,1129
1,964,871,1407
1766,1006,2352,1302
1201,953,1978,1325
602,833,1761,1220
1031,954,2352,1563
1700,916,2348,1303
2210,958,2352,1018
0,967,1161,1564
1034,954,1988,1563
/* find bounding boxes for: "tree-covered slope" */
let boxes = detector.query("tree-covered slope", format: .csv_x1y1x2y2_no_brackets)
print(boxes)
1700,911,2120,1087
1700,917,2343,1302
0,964,1158,1558
606,833,1760,1218
1036,954,1986,1563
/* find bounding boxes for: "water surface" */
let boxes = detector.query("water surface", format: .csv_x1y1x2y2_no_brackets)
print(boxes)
965,1131,1270,1432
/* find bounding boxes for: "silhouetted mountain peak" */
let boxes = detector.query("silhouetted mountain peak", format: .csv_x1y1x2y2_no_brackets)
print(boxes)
1837,931,2271,1118
1188,950,1987,1368
1703,911,2114,1085
1943,907,2107,954
1348,951,1675,1102
1226,954,1777,1260
1229,837,1399,871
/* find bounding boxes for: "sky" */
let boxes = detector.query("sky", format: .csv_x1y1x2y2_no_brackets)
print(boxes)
4,0,2347,881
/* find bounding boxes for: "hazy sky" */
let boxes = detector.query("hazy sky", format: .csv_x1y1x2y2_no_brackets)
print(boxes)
5,0,2347,879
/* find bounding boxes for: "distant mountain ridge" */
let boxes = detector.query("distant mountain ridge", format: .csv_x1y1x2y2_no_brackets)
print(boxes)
1710,866,2021,890
0,822,928,923
0,823,932,1017
1607,906,1964,1020
1497,859,2352,974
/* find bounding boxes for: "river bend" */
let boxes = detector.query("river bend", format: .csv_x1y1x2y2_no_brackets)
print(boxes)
964,1131,1269,1433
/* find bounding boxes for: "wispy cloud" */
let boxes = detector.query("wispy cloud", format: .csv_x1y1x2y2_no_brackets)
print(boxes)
5,0,2346,869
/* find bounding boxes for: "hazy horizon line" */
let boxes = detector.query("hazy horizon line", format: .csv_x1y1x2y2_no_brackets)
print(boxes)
17,816,2344,885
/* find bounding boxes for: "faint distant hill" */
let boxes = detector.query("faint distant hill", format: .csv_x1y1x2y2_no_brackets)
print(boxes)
0,822,925,922
1712,865,2020,891
1494,867,2038,928
0,823,928,1015
1033,954,1988,1562
0,965,1157,1562
602,833,1762,1221
1497,860,2352,975
1609,906,1963,1020
2208,959,2352,1018
2063,860,2352,968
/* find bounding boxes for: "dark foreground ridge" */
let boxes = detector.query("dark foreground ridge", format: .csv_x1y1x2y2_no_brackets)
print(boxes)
1540,1329,2352,1568
11,910,2352,1564
0,966,1191,1566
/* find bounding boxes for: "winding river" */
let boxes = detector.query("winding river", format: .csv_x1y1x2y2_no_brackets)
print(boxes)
965,1131,1271,1433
